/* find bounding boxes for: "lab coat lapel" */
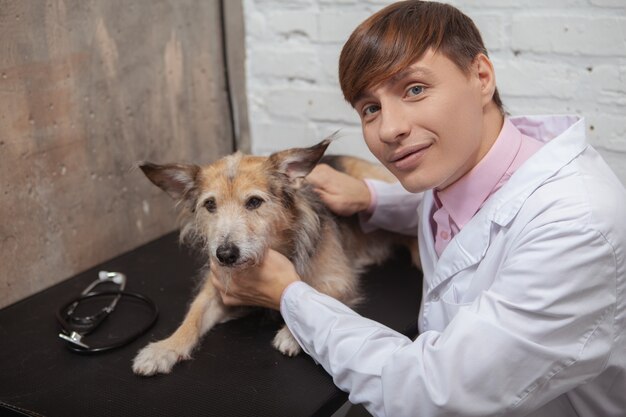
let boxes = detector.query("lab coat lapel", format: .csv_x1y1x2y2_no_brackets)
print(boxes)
428,201,493,291
417,192,438,276
418,190,494,293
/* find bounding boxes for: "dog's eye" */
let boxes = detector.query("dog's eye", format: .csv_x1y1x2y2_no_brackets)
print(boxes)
245,196,264,210
204,197,217,213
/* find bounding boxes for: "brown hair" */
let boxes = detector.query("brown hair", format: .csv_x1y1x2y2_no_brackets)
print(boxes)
339,0,503,111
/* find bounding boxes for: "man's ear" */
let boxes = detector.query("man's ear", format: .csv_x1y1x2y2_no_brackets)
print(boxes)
266,138,332,181
474,53,497,107
139,162,200,201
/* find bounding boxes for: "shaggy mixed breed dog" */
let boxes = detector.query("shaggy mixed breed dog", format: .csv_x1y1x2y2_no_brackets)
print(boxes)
132,138,418,376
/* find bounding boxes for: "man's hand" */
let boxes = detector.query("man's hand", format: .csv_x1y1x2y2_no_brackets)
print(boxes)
306,163,371,216
212,249,301,311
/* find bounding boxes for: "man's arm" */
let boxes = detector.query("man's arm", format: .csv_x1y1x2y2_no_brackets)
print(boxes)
306,164,423,236
281,217,616,416
360,179,422,236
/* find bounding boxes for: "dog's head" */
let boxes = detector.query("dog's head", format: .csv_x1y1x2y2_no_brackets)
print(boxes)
139,139,331,269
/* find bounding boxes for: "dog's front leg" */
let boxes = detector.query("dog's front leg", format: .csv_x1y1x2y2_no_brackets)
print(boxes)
132,273,229,376
273,325,302,357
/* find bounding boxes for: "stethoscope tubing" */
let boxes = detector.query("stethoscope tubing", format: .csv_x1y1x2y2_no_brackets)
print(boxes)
57,290,159,354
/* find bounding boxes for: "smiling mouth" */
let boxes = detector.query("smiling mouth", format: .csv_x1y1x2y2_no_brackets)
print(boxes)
389,144,431,170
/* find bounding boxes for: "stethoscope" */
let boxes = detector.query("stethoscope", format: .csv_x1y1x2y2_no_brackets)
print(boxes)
57,271,158,354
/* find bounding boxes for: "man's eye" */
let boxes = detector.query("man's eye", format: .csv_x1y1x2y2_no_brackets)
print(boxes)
204,198,217,213
407,85,424,97
362,104,380,117
245,197,264,210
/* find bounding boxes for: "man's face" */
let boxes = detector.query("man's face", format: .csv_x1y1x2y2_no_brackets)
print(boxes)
354,50,493,193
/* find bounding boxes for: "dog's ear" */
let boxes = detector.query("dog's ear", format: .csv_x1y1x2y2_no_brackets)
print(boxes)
267,138,331,181
139,162,200,201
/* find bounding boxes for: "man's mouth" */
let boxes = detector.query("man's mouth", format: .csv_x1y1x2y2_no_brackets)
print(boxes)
389,143,431,171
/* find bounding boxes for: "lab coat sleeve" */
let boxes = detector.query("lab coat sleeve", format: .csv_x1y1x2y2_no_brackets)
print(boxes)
280,217,617,417
359,179,422,236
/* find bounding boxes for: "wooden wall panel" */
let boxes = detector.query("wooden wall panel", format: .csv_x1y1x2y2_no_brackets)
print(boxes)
0,0,235,308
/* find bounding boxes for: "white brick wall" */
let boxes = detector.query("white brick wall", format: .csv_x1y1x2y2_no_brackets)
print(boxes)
243,0,626,184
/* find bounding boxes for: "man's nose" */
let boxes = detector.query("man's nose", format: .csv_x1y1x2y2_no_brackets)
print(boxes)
378,101,410,144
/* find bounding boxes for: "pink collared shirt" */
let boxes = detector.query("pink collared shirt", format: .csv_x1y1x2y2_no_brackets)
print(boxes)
432,118,543,256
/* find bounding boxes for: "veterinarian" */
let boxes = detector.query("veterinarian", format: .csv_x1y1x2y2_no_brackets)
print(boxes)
212,1,626,416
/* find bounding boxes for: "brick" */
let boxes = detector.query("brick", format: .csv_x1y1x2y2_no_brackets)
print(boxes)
586,113,626,152
468,13,508,51
597,151,626,187
266,10,318,39
325,127,377,162
249,47,320,80
588,64,626,94
318,46,343,84
306,89,359,123
250,122,320,155
511,15,626,56
499,96,569,115
242,5,269,41
263,87,360,124
494,57,584,99
589,0,626,7
597,91,626,107
317,11,370,43
319,0,359,4
259,88,310,120
587,64,619,90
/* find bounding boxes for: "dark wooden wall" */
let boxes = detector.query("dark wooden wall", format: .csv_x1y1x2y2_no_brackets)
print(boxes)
0,0,237,308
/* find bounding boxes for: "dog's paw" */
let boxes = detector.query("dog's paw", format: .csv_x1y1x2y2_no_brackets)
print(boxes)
132,340,191,376
272,326,302,357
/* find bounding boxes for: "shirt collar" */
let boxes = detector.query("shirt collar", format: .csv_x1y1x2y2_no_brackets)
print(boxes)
435,118,522,229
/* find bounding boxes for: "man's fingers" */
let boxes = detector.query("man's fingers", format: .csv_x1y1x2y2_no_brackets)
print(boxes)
311,185,329,198
211,276,243,306
307,164,335,187
211,274,231,296
311,187,338,210
220,293,241,306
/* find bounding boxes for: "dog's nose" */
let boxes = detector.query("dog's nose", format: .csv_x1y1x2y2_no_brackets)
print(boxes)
216,243,240,266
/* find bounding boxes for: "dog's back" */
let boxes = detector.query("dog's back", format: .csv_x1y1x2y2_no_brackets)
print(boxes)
321,154,396,183
317,155,419,269
276,153,418,309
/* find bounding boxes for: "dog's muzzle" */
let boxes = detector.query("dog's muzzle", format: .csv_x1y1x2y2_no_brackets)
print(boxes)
216,243,240,266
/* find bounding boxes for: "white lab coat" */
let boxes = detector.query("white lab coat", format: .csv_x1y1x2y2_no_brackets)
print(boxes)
280,115,626,417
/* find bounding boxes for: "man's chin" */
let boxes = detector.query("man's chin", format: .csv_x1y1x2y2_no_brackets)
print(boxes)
395,174,431,194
